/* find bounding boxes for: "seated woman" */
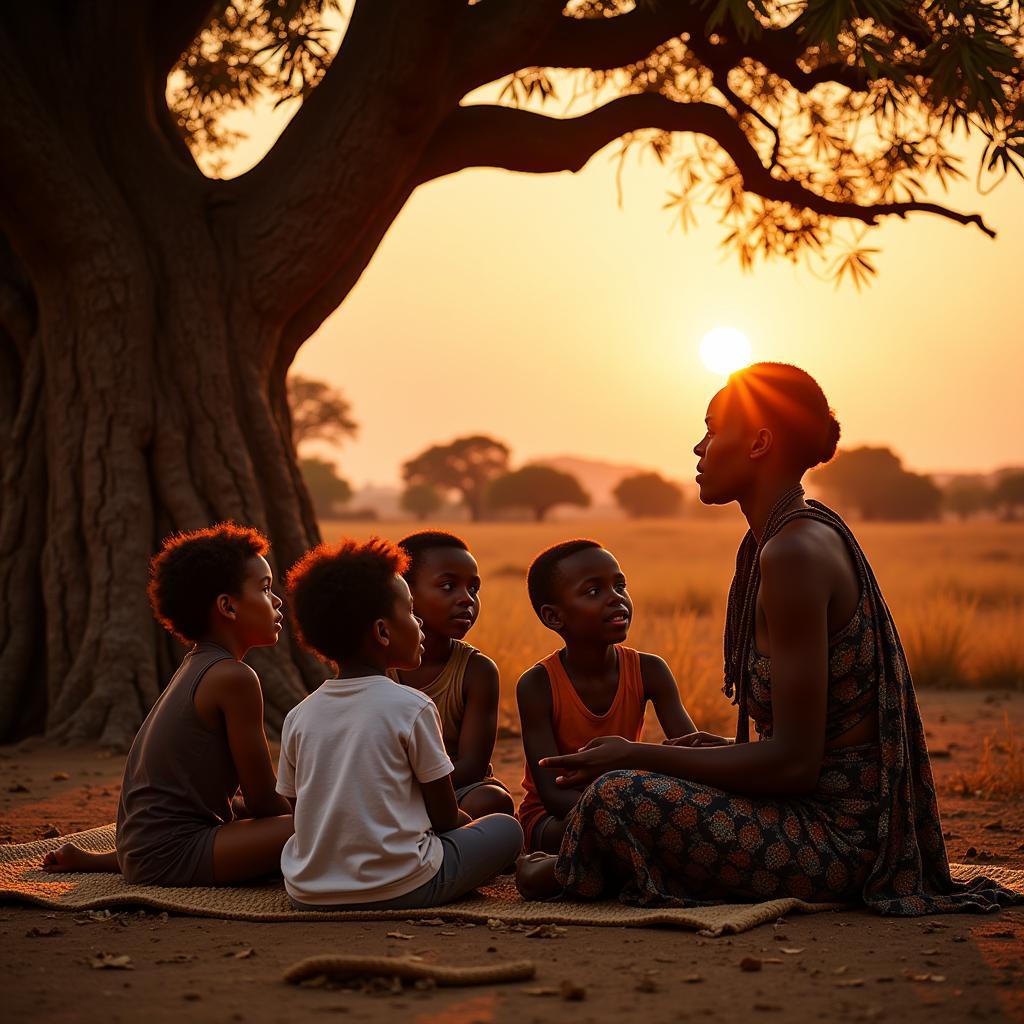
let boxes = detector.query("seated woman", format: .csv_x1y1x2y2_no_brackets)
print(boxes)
519,363,1022,916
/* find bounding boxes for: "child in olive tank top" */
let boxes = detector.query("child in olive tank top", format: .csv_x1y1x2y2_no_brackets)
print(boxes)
389,532,514,820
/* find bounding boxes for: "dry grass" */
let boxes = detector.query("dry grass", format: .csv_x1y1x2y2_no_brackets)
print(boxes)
948,712,1024,799
322,517,1024,735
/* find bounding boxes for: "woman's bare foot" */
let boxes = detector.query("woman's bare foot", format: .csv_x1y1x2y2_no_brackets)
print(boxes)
41,844,120,874
515,851,562,901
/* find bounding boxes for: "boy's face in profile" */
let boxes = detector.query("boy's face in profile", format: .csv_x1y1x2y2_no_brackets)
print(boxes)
542,547,633,645
223,555,283,649
408,547,481,641
383,575,425,671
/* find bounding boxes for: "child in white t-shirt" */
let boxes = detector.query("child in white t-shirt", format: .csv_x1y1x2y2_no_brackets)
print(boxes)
281,537,522,909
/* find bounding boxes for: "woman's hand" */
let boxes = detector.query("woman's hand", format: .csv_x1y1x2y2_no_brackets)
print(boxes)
540,736,634,788
662,731,733,747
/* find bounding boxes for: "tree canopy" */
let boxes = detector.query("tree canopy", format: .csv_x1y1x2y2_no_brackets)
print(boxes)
994,471,1024,518
401,482,445,522
488,464,591,521
299,456,352,520
286,375,358,450
614,471,684,517
402,435,511,522
812,446,942,520
173,0,1023,284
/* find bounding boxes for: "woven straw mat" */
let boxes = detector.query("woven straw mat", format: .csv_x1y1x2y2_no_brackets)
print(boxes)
2,824,1021,936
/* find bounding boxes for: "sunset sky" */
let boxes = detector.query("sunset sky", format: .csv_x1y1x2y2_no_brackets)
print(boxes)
225,98,1024,490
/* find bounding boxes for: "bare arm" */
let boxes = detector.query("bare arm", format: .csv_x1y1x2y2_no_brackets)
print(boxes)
199,662,292,818
639,653,696,740
516,666,584,819
544,531,831,796
420,775,469,834
451,653,500,789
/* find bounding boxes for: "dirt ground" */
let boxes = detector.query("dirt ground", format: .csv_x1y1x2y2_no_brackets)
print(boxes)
1,690,1022,1024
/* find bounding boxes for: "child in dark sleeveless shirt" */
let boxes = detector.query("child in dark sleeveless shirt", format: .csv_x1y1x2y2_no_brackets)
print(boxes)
42,524,294,886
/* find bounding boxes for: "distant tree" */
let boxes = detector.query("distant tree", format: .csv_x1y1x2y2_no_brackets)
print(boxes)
488,465,591,522
299,457,353,521
401,483,444,523
944,479,993,521
613,472,683,518
287,375,358,449
813,447,941,521
994,472,1024,521
403,436,510,522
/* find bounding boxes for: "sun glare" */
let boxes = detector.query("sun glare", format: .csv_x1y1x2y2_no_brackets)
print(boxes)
700,327,752,375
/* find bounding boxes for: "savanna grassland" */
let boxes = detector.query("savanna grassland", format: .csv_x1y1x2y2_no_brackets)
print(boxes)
323,516,1024,740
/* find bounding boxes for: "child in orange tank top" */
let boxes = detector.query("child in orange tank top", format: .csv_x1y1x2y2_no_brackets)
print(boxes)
516,540,696,853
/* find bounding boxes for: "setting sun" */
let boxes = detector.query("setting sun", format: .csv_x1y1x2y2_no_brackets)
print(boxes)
699,327,753,375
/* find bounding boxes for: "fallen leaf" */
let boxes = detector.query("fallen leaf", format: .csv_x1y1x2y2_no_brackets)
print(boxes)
525,924,566,939
523,987,559,997
90,954,134,971
682,973,704,984
385,931,413,941
52,772,70,781
231,948,255,959
780,948,805,955
487,918,506,930
418,918,445,926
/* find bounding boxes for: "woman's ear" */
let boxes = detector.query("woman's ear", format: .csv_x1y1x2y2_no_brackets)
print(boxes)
539,604,563,631
215,593,237,621
749,427,774,461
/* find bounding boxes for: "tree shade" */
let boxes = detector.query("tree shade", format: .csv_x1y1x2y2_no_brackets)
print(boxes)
1,2,1020,743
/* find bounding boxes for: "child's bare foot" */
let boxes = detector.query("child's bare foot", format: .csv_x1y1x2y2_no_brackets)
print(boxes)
515,851,562,901
41,844,120,874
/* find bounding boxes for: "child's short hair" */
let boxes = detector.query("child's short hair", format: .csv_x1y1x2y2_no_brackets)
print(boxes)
148,524,269,645
397,530,469,584
287,538,410,666
526,539,601,617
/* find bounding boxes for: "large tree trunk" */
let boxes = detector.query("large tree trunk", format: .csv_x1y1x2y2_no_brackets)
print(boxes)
0,206,321,746
0,1,465,747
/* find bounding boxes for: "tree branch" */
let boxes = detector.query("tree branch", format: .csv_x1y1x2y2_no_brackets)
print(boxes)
456,3,691,95
148,1,217,80
231,0,464,333
417,96,996,238
459,3,870,98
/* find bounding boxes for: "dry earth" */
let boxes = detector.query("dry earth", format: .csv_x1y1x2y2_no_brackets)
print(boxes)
1,690,1022,1024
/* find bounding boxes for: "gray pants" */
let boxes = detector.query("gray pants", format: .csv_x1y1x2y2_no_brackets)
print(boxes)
290,813,523,911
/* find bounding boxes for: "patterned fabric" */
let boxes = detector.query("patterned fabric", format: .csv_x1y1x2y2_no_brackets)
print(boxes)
747,592,877,741
555,501,1023,915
